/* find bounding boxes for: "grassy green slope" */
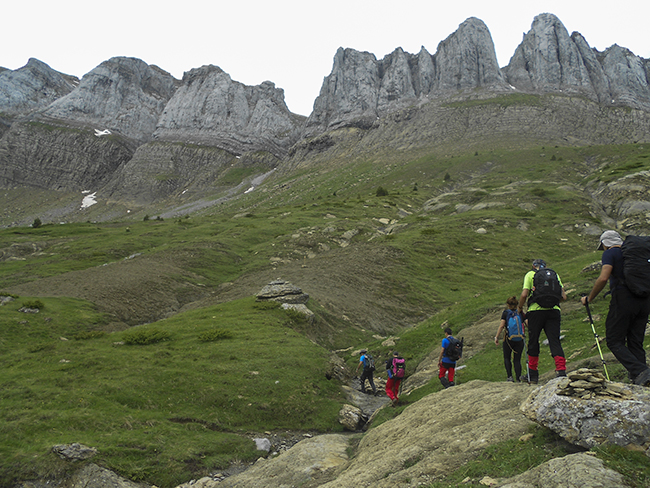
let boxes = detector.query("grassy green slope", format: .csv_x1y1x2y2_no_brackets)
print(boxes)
1,142,650,486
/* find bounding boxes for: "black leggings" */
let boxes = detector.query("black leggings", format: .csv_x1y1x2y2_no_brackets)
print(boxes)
606,287,650,379
503,338,524,379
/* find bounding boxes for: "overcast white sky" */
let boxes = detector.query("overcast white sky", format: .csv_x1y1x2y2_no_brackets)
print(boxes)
3,1,649,116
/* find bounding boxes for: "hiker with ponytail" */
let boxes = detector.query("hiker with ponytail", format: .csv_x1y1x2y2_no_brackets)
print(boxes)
495,296,526,382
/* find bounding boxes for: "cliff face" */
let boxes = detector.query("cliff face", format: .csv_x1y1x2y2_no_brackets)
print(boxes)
99,65,304,204
433,17,507,92
0,57,176,192
305,17,508,136
503,13,650,111
1,12,649,217
307,13,650,136
0,122,135,191
154,65,305,157
100,141,242,205
38,57,178,142
0,58,78,117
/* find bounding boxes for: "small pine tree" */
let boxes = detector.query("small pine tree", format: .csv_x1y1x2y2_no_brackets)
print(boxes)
376,186,389,197
32,218,42,228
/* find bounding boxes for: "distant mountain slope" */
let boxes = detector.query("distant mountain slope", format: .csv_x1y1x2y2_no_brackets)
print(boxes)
0,13,648,223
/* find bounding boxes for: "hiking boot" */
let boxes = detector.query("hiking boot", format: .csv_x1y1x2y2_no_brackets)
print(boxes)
440,377,450,389
634,368,650,387
448,381,455,387
555,370,567,377
507,376,514,382
391,398,399,407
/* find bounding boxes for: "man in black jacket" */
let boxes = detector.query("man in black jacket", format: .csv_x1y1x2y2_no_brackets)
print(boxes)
581,230,650,386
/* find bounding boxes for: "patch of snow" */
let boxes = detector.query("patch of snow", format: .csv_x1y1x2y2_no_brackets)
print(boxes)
244,186,255,194
81,192,97,209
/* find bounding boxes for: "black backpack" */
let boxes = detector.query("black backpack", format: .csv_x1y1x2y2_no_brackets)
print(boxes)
621,235,650,298
529,268,562,308
445,336,463,362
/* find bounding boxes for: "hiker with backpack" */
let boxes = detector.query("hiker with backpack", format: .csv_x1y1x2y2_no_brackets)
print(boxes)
385,351,405,406
518,259,567,383
439,327,462,388
495,296,526,382
580,231,650,387
355,349,377,395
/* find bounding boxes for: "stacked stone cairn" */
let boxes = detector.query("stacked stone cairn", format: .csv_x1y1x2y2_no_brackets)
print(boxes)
555,368,631,400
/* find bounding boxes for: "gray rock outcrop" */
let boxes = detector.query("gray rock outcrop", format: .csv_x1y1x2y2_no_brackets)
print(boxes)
587,170,650,230
504,13,595,96
305,17,508,136
154,65,304,157
98,140,240,204
504,13,650,111
433,17,507,93
0,120,136,191
211,381,532,488
216,434,350,488
38,57,177,142
497,452,629,488
99,65,303,204
256,279,310,304
0,58,78,117
338,404,366,431
521,374,650,453
0,57,177,192
51,442,98,461
64,463,152,488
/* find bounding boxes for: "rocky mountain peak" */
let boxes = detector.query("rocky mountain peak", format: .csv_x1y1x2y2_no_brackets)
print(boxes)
305,17,509,135
433,16,507,92
503,13,594,94
38,56,178,142
153,64,304,157
0,58,78,117
503,13,650,111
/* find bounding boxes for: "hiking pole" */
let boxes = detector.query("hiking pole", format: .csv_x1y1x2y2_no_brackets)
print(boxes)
582,296,610,381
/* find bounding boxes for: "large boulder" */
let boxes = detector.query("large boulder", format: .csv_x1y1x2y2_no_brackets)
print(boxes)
320,380,533,487
216,434,350,488
521,371,650,454
338,404,366,431
51,443,97,461
256,279,310,304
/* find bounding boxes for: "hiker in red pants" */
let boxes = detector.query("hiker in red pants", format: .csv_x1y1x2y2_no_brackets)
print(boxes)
385,351,405,406
518,259,567,383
